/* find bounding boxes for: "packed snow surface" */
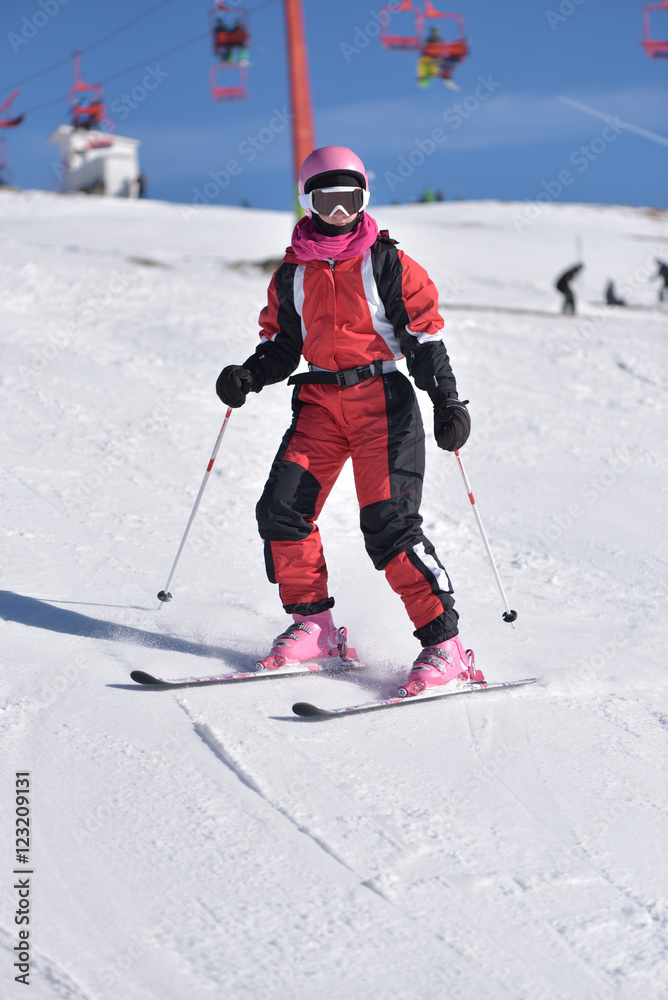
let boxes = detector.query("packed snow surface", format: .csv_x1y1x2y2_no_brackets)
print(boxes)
1,189,667,1000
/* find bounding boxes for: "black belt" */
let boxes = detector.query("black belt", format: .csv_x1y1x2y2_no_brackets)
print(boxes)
288,360,385,388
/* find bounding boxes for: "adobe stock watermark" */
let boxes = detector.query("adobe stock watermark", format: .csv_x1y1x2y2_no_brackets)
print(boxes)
618,246,668,303
7,0,71,54
468,404,513,452
562,243,664,353
94,913,187,999
563,581,667,694
37,649,95,708
46,65,169,161
224,297,268,349
561,308,608,354
61,401,174,514
545,0,588,32
430,405,513,494
511,117,628,231
384,75,502,193
542,447,634,543
101,65,169,127
560,248,666,354
340,7,390,62
17,266,136,384
95,931,155,998
181,107,293,221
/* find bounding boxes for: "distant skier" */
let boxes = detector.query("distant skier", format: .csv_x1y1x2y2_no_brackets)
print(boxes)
605,280,626,306
216,145,476,699
214,16,248,64
555,263,583,314
417,26,466,88
652,259,668,302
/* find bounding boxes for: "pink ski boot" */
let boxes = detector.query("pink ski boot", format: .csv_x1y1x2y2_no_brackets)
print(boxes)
397,636,483,698
256,610,357,671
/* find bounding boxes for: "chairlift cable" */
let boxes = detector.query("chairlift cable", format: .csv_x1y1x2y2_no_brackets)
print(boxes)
4,0,280,118
0,0,178,98
16,30,208,118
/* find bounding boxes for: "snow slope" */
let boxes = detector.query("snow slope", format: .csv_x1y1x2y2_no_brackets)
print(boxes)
1,189,667,1000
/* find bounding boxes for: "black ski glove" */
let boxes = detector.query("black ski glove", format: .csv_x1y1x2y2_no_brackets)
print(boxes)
433,392,471,452
216,365,255,408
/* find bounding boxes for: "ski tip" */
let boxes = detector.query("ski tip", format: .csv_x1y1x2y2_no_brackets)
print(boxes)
130,670,164,685
292,702,329,717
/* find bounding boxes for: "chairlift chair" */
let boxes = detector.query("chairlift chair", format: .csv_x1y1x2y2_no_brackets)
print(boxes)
68,54,105,129
380,0,424,51
0,90,24,129
421,2,468,63
0,138,8,183
209,64,248,101
209,1,250,100
642,1,668,58
0,90,23,186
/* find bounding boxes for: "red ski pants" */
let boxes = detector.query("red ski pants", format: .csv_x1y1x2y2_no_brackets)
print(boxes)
256,372,455,631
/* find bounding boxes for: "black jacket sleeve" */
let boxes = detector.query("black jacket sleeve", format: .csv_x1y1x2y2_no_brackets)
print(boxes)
242,262,303,390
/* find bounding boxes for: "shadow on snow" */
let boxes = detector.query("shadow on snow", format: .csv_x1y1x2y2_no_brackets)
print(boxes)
0,590,245,665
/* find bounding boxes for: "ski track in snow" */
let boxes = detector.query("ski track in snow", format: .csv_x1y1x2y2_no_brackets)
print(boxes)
2,193,667,999
182,700,400,890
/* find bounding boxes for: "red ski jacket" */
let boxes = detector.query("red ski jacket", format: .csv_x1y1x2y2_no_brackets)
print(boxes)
243,232,457,397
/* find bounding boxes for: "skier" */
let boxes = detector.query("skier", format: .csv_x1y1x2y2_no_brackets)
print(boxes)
605,280,626,306
215,146,474,698
555,262,583,314
417,51,463,87
214,16,248,64
652,259,668,302
418,26,466,88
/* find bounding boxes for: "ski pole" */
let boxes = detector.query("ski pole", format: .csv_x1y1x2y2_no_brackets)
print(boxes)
157,407,233,603
454,450,517,624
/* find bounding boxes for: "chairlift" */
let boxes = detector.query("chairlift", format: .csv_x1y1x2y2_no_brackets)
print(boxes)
68,53,105,129
209,1,250,100
380,1,424,52
642,1,668,58
381,2,468,87
0,89,23,184
421,2,468,65
0,138,8,184
0,89,25,129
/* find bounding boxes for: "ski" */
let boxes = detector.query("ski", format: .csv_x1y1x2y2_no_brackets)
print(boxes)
292,677,537,718
130,658,363,688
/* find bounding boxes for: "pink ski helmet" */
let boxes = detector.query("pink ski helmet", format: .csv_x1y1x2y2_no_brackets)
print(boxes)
298,146,368,219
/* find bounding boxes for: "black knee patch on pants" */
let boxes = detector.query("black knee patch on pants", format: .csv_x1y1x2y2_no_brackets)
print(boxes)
256,460,321,541
360,498,424,571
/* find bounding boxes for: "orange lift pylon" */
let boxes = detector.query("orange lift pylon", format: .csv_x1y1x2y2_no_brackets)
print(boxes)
284,0,316,207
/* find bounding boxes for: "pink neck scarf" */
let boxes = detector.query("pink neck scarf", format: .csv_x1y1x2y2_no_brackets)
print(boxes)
290,213,379,262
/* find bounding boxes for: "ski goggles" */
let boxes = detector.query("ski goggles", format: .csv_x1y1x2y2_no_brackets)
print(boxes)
298,186,370,218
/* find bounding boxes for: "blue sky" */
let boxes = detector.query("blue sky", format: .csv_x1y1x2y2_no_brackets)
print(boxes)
1,0,666,210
